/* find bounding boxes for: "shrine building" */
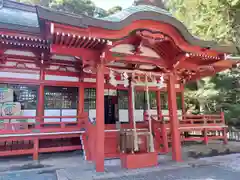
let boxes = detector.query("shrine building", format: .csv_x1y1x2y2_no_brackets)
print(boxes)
0,0,238,172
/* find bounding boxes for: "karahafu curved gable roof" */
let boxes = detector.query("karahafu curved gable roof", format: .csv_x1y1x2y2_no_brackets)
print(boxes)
98,5,172,22
0,0,237,54
36,4,238,54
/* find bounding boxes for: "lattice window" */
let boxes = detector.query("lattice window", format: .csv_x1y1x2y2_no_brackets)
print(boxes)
160,92,168,110
118,90,128,109
135,91,145,109
149,92,157,109
84,88,96,111
44,86,78,109
135,91,157,110
0,84,38,110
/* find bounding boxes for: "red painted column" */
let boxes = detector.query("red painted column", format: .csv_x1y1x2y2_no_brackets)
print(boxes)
33,138,39,160
203,128,208,145
128,81,134,126
180,84,185,119
221,112,228,144
167,73,182,161
156,91,162,121
95,63,105,172
78,86,85,124
157,91,169,153
37,68,44,124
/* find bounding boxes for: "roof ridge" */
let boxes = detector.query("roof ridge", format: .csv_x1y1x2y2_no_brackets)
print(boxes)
2,0,36,12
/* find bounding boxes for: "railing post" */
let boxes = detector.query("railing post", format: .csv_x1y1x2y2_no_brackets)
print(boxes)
203,128,208,145
37,68,45,126
161,120,169,153
33,138,39,161
221,111,225,124
221,111,228,144
223,127,228,144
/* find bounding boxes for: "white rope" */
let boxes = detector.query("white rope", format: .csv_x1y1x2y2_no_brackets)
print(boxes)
108,68,164,88
131,80,139,152
111,68,162,77
145,75,155,152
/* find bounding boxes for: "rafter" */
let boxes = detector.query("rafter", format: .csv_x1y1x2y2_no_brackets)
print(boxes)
103,50,166,67
50,44,101,63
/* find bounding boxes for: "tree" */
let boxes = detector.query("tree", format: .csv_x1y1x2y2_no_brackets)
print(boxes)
167,0,240,124
17,0,123,17
107,6,122,15
49,0,96,16
17,0,51,6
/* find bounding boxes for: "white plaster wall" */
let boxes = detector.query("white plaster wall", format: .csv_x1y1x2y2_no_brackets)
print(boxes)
0,72,39,80
45,75,79,82
22,110,36,123
44,109,77,122
61,109,77,122
89,109,182,122
18,109,182,123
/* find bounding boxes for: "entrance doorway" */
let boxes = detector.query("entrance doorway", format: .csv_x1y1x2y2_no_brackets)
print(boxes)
104,90,118,124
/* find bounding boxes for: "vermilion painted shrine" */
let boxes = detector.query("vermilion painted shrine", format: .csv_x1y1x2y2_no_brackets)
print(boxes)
0,0,238,172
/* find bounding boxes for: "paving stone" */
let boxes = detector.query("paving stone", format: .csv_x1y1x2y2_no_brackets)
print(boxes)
0,171,57,180
97,165,240,180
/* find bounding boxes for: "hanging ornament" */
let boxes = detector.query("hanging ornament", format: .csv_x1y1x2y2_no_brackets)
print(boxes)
122,72,128,80
157,75,164,89
122,72,129,87
109,70,117,87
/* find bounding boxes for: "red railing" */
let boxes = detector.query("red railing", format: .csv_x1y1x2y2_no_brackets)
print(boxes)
150,113,225,127
0,114,88,135
0,113,88,159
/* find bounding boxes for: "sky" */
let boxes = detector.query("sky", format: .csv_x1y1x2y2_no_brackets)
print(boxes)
92,0,135,10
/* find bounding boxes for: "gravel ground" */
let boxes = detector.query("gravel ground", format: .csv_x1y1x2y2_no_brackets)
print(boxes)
1,142,240,180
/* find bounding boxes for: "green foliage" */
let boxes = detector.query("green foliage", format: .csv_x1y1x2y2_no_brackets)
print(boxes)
167,0,236,44
107,6,122,15
17,0,52,6
168,0,240,124
17,0,123,17
49,0,95,16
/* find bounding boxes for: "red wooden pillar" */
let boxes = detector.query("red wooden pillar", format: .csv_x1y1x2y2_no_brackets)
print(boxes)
95,64,105,172
203,128,208,145
37,68,44,124
78,86,85,124
221,112,228,144
157,91,169,153
167,73,182,162
180,84,185,119
33,138,39,161
128,81,134,126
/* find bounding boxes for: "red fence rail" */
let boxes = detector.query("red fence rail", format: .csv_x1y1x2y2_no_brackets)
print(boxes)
0,114,88,135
